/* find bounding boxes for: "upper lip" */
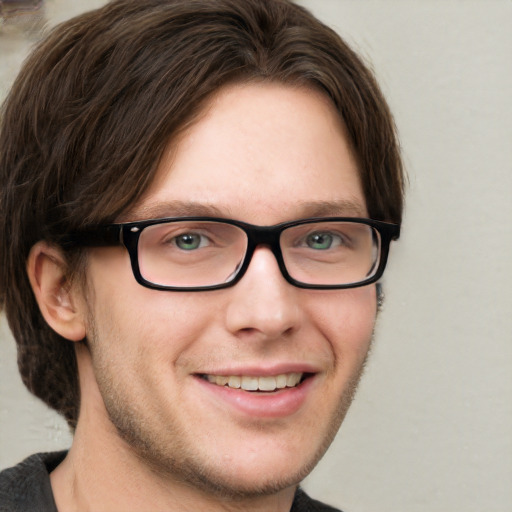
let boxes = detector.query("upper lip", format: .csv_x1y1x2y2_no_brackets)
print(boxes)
196,363,320,377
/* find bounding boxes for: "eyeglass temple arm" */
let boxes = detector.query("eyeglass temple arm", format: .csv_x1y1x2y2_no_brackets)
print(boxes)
60,225,123,248
383,222,400,241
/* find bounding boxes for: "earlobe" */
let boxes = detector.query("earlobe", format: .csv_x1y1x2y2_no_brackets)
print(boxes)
27,241,86,342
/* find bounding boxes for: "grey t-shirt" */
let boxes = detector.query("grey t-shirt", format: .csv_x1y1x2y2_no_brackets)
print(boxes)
0,452,63,512
0,452,342,511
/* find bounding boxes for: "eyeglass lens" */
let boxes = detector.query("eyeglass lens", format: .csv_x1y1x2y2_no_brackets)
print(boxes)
136,220,380,288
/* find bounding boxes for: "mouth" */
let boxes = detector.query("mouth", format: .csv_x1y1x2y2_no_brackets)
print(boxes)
199,372,312,392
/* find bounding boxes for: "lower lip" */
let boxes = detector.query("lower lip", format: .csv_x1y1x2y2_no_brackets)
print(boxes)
194,375,316,418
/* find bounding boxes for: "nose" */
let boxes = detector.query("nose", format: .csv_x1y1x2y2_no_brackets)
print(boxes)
224,245,302,341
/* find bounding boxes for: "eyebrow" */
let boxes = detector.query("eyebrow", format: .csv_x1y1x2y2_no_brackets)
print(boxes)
120,201,228,222
294,200,367,218
120,199,367,223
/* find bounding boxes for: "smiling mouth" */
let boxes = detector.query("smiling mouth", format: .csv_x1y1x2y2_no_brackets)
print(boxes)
200,373,311,392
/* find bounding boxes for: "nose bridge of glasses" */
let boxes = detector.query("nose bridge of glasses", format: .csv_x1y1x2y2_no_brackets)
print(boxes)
245,224,283,258
237,224,288,283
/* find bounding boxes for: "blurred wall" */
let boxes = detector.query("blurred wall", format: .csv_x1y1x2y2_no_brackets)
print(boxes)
1,1,511,511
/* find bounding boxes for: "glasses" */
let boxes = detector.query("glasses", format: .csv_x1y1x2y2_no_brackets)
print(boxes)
63,217,400,291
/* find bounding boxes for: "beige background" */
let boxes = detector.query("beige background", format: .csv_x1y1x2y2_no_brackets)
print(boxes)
1,1,511,511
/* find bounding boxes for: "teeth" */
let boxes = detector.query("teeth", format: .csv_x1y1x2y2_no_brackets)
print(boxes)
228,376,241,389
258,376,277,391
216,376,229,386
286,373,302,387
205,372,303,391
276,374,287,389
241,376,259,391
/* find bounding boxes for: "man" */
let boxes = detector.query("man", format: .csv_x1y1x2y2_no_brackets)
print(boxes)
0,0,404,510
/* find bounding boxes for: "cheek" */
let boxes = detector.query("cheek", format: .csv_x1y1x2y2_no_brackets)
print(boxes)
309,286,377,359
88,273,217,370
85,292,207,413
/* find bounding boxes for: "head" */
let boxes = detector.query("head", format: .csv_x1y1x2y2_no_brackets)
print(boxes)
0,0,404,498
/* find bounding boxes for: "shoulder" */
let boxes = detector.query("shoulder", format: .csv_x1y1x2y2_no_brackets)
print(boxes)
0,452,66,512
292,487,344,512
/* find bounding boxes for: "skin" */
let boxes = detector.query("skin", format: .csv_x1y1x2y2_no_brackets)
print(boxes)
29,83,377,512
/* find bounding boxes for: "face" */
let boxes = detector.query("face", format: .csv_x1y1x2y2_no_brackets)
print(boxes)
81,83,376,498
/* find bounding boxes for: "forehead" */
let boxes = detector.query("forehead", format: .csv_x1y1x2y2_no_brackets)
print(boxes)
126,82,366,223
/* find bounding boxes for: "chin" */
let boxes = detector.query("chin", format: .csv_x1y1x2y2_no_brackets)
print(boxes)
177,427,337,500
179,457,318,501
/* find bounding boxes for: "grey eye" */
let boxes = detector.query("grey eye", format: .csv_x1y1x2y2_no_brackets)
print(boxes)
174,233,204,250
306,232,339,250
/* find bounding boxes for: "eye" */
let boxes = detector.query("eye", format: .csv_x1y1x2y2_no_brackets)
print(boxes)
305,232,343,250
173,233,208,250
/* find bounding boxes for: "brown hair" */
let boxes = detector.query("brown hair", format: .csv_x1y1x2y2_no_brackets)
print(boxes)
0,0,404,429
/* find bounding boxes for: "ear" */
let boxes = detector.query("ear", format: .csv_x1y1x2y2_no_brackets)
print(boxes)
27,241,86,342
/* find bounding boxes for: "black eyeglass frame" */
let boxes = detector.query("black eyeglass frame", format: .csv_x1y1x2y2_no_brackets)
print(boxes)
62,216,400,291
